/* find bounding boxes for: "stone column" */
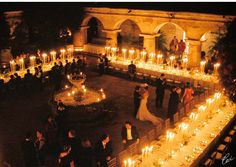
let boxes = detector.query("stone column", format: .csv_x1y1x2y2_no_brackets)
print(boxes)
188,39,201,67
102,29,121,47
73,26,89,49
139,34,157,53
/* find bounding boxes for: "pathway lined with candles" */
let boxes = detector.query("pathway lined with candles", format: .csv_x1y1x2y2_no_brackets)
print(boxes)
122,93,235,167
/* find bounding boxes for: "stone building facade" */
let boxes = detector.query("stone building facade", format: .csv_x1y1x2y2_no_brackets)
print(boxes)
74,7,234,67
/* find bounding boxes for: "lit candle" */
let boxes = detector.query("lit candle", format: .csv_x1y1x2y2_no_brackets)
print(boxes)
124,160,127,167
214,63,220,75
50,51,56,62
122,48,127,61
149,53,155,64
67,48,73,59
182,57,188,69
42,53,47,64
60,49,66,61
65,85,68,89
19,58,25,70
30,56,36,67
140,51,147,62
111,47,117,59
169,55,175,67
102,94,106,99
67,92,71,97
10,60,16,72
97,98,100,102
129,50,135,60
200,60,206,73
157,53,163,64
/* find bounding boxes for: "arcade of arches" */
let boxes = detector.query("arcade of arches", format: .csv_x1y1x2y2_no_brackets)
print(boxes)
73,7,234,67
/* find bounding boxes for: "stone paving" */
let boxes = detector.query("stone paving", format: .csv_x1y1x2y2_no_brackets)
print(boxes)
0,56,171,166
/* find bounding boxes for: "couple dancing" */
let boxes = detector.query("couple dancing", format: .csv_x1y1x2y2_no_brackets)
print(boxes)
134,84,163,125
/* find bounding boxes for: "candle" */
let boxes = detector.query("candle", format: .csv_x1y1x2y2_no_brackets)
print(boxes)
67,48,73,59
124,160,127,167
19,58,25,70
157,53,163,64
182,57,188,69
50,51,56,62
149,52,155,64
214,63,220,75
140,51,147,62
122,48,127,61
60,49,66,61
111,47,117,59
42,53,47,64
30,56,36,67
97,98,100,102
10,60,16,72
200,60,206,73
102,94,106,99
169,55,175,67
65,85,68,89
129,49,135,60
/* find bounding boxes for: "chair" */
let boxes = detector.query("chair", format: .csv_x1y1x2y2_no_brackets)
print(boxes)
217,144,226,153
203,158,213,166
165,118,171,129
223,136,232,144
147,129,156,141
155,124,163,137
107,157,117,167
139,135,148,149
118,150,129,166
173,112,179,124
229,130,235,136
127,143,137,156
179,108,185,119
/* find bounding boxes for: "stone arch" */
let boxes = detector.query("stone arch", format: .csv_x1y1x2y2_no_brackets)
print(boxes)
82,16,106,45
200,30,219,57
115,19,143,49
154,22,186,51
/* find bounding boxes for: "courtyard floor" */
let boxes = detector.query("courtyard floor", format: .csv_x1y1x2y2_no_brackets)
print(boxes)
0,56,171,166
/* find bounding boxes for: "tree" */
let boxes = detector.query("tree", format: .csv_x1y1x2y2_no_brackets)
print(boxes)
214,19,236,102
0,13,10,49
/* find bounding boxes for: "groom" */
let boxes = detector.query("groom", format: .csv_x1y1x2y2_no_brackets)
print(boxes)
133,85,141,117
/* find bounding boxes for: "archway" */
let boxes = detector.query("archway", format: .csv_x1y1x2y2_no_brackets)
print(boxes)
87,17,106,45
200,31,218,57
155,22,185,53
117,19,143,49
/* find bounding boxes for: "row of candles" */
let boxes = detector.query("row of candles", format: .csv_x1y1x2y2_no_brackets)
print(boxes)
105,46,188,67
105,46,220,76
9,48,76,73
122,92,235,166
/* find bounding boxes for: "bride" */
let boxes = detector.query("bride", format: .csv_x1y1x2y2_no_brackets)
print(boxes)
136,84,163,125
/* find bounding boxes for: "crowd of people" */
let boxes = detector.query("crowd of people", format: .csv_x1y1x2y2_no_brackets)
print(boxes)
0,56,88,100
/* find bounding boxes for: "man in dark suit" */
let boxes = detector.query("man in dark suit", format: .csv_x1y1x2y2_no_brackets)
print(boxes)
94,134,113,167
128,61,136,80
21,132,37,167
133,85,141,117
121,121,139,149
67,129,82,166
167,87,181,126
155,73,166,109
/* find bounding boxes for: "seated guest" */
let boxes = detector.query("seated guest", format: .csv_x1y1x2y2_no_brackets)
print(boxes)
128,61,136,80
58,143,74,167
94,134,113,167
121,121,139,149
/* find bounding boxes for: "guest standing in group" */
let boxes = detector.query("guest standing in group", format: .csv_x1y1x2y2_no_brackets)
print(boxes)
21,132,37,167
97,56,104,76
182,82,194,114
169,36,178,54
155,74,166,109
167,87,181,126
133,85,141,117
58,143,74,167
80,138,94,167
121,121,139,149
35,130,47,167
94,134,113,167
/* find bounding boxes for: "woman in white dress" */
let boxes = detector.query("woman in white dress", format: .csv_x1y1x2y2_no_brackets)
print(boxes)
136,85,163,125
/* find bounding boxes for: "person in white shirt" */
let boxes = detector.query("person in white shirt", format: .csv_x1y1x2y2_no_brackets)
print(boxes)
121,121,139,149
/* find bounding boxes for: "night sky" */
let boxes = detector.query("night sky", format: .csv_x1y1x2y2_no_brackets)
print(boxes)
0,2,236,16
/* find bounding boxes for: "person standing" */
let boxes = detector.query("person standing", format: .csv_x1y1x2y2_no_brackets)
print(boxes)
35,130,47,167
94,134,113,167
121,121,139,149
21,132,37,167
155,74,166,109
169,36,178,54
182,82,194,114
128,61,136,80
133,85,141,117
167,87,181,126
97,56,104,76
